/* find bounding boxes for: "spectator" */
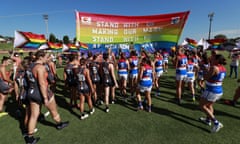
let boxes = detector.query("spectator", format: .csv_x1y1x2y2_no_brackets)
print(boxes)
229,53,239,79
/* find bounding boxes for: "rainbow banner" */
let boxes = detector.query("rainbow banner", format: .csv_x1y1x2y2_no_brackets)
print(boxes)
76,10,190,53
14,31,47,49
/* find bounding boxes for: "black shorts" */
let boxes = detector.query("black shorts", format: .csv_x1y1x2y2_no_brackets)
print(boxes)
77,84,90,94
104,81,115,87
103,78,115,87
19,89,29,105
27,87,53,105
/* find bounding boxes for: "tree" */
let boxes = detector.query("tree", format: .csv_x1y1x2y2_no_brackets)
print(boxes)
214,34,227,39
234,37,240,42
49,33,56,43
73,37,76,44
63,35,70,44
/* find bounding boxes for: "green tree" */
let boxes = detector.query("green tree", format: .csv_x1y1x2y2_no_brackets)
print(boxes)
49,33,56,42
214,34,227,39
63,35,70,44
73,37,76,44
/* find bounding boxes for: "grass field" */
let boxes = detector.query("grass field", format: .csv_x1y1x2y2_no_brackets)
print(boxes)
0,45,240,144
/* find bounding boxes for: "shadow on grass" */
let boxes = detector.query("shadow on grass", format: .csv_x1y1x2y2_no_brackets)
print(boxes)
107,90,138,112
152,106,210,133
4,97,58,132
153,94,200,112
115,97,138,112
4,97,26,133
53,81,80,118
38,119,57,129
209,98,240,119
215,108,240,120
218,98,240,108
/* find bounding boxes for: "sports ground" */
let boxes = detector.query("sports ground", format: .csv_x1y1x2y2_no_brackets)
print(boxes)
0,47,240,144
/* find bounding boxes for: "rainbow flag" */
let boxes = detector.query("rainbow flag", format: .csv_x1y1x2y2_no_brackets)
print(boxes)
47,42,62,51
207,38,226,49
79,42,88,50
14,31,47,49
68,43,79,52
76,10,190,53
186,38,197,48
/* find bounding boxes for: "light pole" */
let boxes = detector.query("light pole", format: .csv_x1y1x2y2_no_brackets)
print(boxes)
43,14,49,40
208,12,214,40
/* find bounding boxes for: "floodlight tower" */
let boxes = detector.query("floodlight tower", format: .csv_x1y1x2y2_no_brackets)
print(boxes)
208,12,214,40
43,14,49,40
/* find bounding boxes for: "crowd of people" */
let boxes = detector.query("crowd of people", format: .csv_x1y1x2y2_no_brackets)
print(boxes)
0,45,238,143
0,51,69,144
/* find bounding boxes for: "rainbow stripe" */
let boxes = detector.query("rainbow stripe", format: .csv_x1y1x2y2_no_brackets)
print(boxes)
21,32,46,43
186,38,197,48
68,43,79,52
80,42,88,50
48,42,62,51
207,38,226,49
14,31,47,49
76,11,190,52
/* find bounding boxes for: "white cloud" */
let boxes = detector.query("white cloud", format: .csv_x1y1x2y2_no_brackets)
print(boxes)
212,29,240,38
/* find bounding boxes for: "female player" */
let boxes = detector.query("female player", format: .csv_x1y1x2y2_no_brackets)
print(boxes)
199,54,226,133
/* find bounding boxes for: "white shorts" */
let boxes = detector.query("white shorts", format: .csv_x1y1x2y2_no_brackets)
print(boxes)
156,71,163,78
176,74,187,81
184,76,195,83
138,84,152,93
163,60,168,64
129,73,138,79
201,90,222,102
118,74,128,81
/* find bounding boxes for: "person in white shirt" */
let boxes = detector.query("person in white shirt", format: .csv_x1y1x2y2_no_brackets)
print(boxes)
229,53,239,79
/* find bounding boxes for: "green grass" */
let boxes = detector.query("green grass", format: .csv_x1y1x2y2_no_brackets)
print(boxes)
0,43,13,51
0,45,240,144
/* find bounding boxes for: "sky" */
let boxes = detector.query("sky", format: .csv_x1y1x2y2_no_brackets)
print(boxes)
0,0,240,44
